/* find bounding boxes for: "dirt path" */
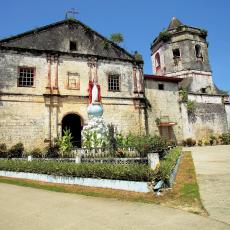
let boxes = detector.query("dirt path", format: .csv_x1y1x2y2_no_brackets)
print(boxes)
0,183,229,230
184,145,230,225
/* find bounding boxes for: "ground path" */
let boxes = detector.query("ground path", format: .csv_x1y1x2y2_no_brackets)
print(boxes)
184,145,230,225
0,183,229,230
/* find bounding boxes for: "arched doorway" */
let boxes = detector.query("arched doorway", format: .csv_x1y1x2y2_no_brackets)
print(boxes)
62,114,82,147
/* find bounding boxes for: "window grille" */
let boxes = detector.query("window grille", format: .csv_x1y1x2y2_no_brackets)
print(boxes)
18,67,35,87
108,75,120,91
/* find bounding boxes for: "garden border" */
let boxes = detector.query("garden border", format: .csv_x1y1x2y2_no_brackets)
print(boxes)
0,171,150,193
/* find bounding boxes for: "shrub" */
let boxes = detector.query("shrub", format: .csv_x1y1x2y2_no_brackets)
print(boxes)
30,148,43,158
186,138,193,147
117,134,168,158
0,160,155,182
57,129,73,157
198,140,202,146
182,140,187,146
209,135,217,146
0,143,7,158
186,100,197,115
219,133,230,145
156,147,181,184
8,143,24,158
45,145,59,158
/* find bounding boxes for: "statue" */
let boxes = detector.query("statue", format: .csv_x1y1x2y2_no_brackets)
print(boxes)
88,80,101,104
81,79,108,148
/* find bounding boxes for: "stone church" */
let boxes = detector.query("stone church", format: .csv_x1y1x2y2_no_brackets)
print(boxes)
0,17,229,150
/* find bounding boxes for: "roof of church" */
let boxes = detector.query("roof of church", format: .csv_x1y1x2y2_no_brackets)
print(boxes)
167,17,183,30
0,19,141,63
144,74,183,83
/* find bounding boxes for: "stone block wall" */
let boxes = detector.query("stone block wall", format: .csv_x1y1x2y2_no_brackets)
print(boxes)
0,49,145,150
145,79,183,142
0,97,47,150
181,99,229,140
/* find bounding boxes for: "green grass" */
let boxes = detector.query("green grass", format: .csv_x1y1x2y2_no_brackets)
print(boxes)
179,183,200,199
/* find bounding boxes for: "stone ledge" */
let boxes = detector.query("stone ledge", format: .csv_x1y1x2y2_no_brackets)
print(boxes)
0,171,150,193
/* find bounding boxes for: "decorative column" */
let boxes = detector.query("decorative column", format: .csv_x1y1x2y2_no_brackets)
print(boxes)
92,58,98,83
133,65,138,93
87,60,93,82
46,54,52,94
53,54,59,94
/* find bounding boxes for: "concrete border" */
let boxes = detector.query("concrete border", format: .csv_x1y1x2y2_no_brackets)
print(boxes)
0,171,150,193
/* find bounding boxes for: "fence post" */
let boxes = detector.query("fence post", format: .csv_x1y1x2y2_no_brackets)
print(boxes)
147,152,159,170
75,155,81,164
28,155,33,162
73,149,81,164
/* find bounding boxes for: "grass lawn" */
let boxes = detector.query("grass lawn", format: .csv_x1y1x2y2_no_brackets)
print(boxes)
0,151,207,215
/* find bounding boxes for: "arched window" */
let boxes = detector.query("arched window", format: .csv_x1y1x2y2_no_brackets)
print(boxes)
155,53,161,68
195,44,202,58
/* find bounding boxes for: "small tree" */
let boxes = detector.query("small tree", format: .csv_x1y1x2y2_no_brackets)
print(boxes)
57,129,73,157
133,51,143,61
110,33,124,44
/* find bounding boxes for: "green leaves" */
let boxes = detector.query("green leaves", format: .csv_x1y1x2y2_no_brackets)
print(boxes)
57,129,73,157
0,160,155,182
109,33,124,44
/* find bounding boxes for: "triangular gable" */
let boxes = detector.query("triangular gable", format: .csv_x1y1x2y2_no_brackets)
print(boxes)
0,19,135,61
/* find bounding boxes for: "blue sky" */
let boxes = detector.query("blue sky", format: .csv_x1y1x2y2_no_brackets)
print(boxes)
0,0,229,92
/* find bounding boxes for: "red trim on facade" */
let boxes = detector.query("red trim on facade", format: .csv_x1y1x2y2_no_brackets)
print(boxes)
144,74,183,83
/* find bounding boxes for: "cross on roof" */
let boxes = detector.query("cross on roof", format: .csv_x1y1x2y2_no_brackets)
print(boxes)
65,8,78,19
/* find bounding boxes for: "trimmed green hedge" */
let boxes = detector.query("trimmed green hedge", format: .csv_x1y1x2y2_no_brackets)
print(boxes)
0,160,154,182
156,147,181,183
0,147,182,183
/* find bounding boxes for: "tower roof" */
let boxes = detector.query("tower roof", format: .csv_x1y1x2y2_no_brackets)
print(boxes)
168,17,183,30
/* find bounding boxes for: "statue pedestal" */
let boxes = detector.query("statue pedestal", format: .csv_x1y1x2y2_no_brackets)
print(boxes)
82,102,108,148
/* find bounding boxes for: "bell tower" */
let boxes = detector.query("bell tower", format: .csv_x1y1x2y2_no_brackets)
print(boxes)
151,17,215,93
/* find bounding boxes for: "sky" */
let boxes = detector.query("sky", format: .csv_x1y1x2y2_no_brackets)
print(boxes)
0,0,229,92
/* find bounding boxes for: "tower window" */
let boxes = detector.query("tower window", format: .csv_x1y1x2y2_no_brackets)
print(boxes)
172,48,180,59
155,53,161,67
18,67,35,87
195,44,202,58
158,83,164,90
108,75,120,91
155,53,161,74
70,41,77,51
201,88,206,93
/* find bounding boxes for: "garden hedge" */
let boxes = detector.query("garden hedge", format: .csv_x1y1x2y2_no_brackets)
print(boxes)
0,160,155,182
0,147,181,183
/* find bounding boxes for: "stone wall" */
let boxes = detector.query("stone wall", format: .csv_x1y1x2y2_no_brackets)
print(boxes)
0,49,145,150
145,79,183,142
181,100,229,140
225,103,230,130
0,96,47,150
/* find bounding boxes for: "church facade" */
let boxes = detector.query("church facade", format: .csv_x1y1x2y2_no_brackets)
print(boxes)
0,17,229,150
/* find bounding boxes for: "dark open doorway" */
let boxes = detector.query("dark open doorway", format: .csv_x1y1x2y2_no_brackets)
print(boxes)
62,114,82,147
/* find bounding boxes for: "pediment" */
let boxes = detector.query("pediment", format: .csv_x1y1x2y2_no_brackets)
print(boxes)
0,19,134,61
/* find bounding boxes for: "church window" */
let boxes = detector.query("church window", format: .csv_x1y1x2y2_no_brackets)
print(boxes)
172,48,180,59
195,44,202,58
108,75,120,91
158,83,164,90
18,67,35,87
70,41,77,51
